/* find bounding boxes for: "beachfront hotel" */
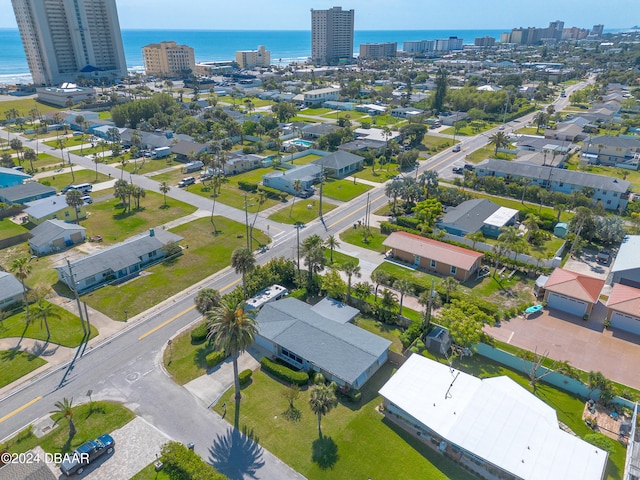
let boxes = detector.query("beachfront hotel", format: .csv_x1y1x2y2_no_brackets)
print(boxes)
11,0,127,86
142,41,196,78
311,6,354,66
235,46,271,69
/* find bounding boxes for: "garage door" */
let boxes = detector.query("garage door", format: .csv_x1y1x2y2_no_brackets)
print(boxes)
610,312,640,335
547,292,587,317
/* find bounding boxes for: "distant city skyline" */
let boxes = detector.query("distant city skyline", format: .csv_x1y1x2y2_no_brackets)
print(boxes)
0,0,635,30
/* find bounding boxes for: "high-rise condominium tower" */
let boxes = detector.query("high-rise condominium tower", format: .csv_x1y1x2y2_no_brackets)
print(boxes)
11,0,127,86
311,6,354,66
143,41,196,77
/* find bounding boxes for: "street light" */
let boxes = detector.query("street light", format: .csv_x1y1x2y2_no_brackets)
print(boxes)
124,309,128,322
294,222,304,274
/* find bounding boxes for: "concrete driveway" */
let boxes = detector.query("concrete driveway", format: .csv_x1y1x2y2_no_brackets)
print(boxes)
564,249,613,284
484,302,640,389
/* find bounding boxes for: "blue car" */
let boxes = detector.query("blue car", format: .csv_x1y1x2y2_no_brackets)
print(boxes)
60,434,115,476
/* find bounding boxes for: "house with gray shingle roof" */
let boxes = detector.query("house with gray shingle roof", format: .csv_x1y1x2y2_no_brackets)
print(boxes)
262,164,321,195
0,183,56,205
475,159,630,211
55,228,182,293
0,271,24,310
23,195,87,225
437,199,514,237
29,219,86,256
312,151,364,178
0,456,56,480
301,123,339,139
254,297,391,389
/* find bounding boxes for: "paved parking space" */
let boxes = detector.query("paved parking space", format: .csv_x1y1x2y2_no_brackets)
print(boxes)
564,249,613,284
484,302,640,389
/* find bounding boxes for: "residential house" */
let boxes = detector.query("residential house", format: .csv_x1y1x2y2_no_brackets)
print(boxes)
611,235,640,288
438,111,468,126
515,136,574,155
513,149,567,168
391,107,424,119
606,283,640,335
223,152,263,176
55,229,182,293
544,123,586,142
0,166,31,188
23,195,87,225
312,151,364,178
0,456,57,480
378,354,607,480
542,267,605,317
436,199,501,237
582,135,640,169
338,138,386,154
354,104,386,115
383,232,484,282
254,297,391,389
302,87,340,106
0,271,25,311
28,219,86,256
262,164,321,195
0,183,56,205
353,127,401,143
170,141,208,161
475,159,630,211
301,123,340,140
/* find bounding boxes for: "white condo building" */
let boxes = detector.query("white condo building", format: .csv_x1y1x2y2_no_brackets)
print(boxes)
235,46,270,69
311,6,354,66
143,41,196,77
11,0,127,86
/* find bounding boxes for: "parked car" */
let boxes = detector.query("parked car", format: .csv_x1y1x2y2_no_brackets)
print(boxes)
178,177,196,188
463,164,475,171
81,195,93,204
60,434,115,476
297,189,313,198
452,167,464,174
452,144,461,152
597,249,610,264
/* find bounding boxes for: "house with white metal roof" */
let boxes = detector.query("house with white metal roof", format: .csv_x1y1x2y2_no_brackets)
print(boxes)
611,235,640,288
379,354,608,480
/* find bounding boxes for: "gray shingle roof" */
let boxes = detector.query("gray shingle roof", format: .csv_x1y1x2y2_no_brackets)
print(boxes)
0,271,23,303
0,461,56,480
585,135,640,149
23,195,69,219
310,297,359,324
612,235,640,274
29,219,85,250
256,298,391,384
476,159,630,193
437,199,500,233
0,183,56,204
312,151,363,170
171,141,207,156
301,123,339,135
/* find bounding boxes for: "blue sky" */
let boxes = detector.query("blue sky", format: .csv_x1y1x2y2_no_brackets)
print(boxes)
0,0,634,30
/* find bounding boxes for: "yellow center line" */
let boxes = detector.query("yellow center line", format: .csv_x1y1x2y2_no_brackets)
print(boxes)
328,194,385,229
0,396,41,424
138,278,241,340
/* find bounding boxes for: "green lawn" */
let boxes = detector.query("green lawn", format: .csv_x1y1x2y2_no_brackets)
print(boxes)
441,122,496,137
80,190,196,243
191,183,283,213
0,243,58,292
421,135,455,152
287,153,324,166
82,217,267,320
39,170,111,192
320,110,368,120
323,249,359,269
469,191,572,223
163,324,214,385
479,232,565,259
0,303,98,347
356,162,399,183
339,225,387,253
0,350,46,388
370,114,404,127
514,127,542,135
0,98,63,117
131,463,172,480
121,157,177,175
355,315,403,353
43,136,88,149
146,168,184,186
565,156,640,191
214,365,471,480
321,178,372,202
268,199,337,225
98,111,112,119
0,401,135,457
464,145,517,164
0,218,29,240
300,107,333,116
373,261,442,293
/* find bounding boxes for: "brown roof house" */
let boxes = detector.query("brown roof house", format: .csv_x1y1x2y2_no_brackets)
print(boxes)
542,268,605,318
606,283,640,335
383,231,484,282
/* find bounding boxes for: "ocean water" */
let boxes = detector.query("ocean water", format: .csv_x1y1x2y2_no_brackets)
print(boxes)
0,28,505,84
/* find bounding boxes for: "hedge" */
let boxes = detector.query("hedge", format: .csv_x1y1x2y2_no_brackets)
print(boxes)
206,350,226,368
260,357,309,386
395,216,421,230
238,180,258,192
258,186,284,200
379,221,421,236
239,369,252,386
190,323,209,344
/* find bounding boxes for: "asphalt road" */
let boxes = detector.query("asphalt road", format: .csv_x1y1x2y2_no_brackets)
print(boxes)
0,78,592,478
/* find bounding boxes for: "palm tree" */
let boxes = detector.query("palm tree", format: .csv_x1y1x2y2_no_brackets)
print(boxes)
301,234,325,288
371,270,390,303
159,181,170,207
23,148,36,172
290,179,303,216
31,297,60,342
92,153,100,181
441,276,459,304
393,279,413,315
231,247,255,299
325,235,340,263
11,256,32,318
418,170,439,199
194,288,221,316
206,298,257,404
523,213,540,242
309,383,338,438
65,190,84,224
533,111,548,134
51,397,76,440
340,261,361,304
488,131,509,154
465,230,484,250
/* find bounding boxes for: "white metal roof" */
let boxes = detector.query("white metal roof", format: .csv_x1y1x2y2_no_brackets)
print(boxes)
379,355,607,480
483,207,519,227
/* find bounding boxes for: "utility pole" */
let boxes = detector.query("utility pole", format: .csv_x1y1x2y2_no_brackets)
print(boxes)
318,165,324,220
59,259,88,388
294,222,303,274
244,194,250,250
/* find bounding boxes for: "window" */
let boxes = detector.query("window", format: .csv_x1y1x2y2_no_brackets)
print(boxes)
450,265,457,275
607,200,611,205
430,259,437,269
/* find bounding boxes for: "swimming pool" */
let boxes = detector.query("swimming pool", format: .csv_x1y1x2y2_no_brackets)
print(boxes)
291,139,313,147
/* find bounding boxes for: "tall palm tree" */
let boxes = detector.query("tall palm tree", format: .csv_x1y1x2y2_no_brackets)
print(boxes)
231,247,255,299
465,230,485,250
393,279,413,315
51,397,76,440
309,383,338,438
371,270,390,303
65,190,84,224
159,181,170,207
31,297,60,342
290,179,303,216
206,298,257,404
92,153,100,181
488,131,509,154
418,170,439,199
533,111,548,134
11,256,32,318
325,235,340,263
441,276,459,304
195,288,221,316
301,234,325,288
340,261,361,304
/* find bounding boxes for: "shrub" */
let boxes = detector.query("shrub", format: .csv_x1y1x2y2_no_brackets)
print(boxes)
161,441,227,480
379,221,421,236
190,323,209,344
258,186,284,200
260,357,309,386
205,350,226,368
400,321,423,347
239,369,253,386
313,373,325,385
238,180,258,192
584,433,616,455
395,216,421,230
